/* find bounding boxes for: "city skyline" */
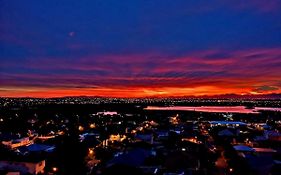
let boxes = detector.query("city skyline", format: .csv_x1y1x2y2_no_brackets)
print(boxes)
1,0,281,97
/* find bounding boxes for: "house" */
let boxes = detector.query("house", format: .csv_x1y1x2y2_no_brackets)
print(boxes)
264,130,281,141
17,144,55,155
233,145,255,152
135,134,154,144
2,137,32,149
107,148,150,167
218,129,235,137
0,160,45,175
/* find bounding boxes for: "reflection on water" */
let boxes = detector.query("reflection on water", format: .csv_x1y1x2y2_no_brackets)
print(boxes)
145,106,281,114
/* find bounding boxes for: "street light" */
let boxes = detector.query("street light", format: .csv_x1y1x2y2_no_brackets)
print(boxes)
52,167,58,172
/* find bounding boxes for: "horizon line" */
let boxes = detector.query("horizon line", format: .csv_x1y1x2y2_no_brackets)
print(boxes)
1,93,281,99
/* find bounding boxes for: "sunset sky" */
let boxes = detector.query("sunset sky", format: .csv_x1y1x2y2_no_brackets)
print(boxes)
1,0,281,97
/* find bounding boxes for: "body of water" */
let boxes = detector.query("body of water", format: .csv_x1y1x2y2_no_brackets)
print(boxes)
144,106,281,114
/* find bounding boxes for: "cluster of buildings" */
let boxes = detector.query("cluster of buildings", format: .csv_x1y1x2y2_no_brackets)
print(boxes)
0,100,281,175
1,97,280,107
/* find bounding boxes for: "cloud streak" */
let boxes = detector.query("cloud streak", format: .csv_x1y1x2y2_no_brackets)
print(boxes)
1,48,281,97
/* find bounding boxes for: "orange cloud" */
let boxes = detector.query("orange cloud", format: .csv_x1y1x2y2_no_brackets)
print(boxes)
1,85,279,98
1,48,280,97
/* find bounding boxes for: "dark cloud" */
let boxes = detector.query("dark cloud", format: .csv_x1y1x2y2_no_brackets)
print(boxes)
253,85,279,93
